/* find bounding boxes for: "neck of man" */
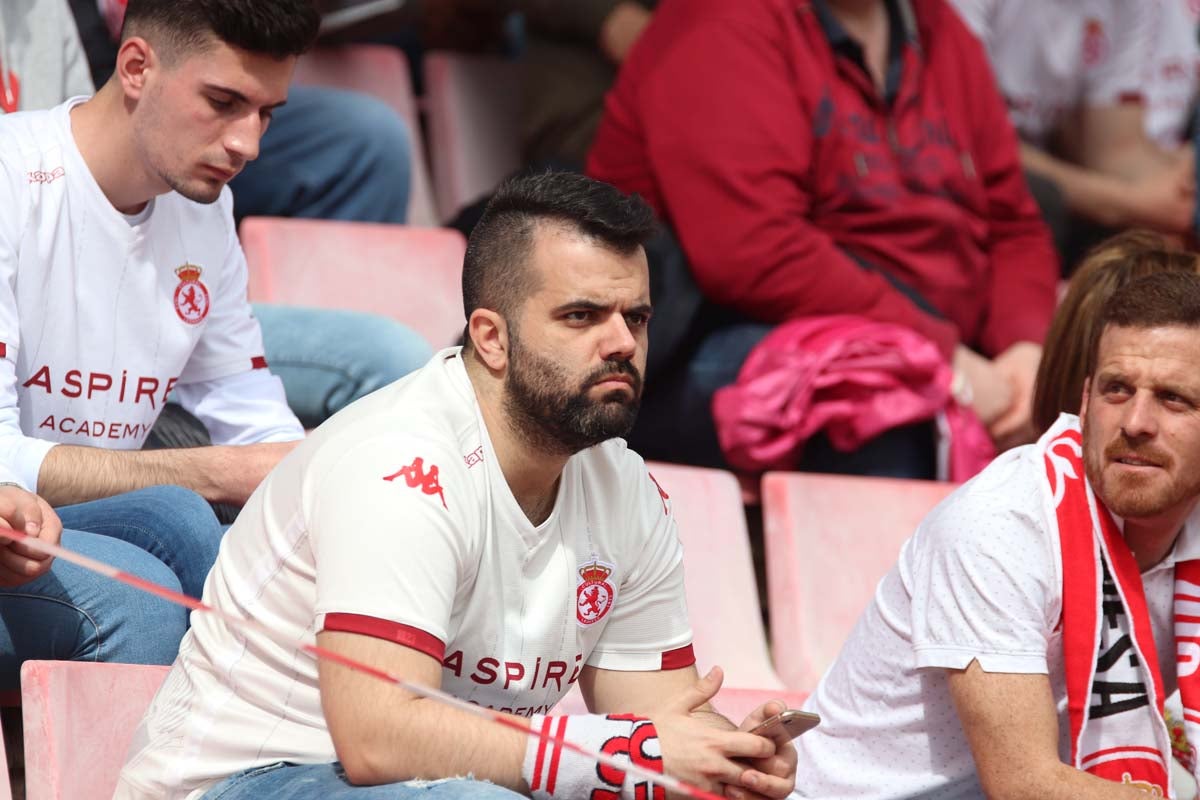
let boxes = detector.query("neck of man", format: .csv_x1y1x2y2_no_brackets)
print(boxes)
465,352,570,527
69,83,163,216
1123,505,1195,572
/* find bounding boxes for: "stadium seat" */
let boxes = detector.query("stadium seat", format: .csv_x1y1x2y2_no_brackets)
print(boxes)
21,661,169,800
293,44,439,227
239,217,467,350
423,52,522,222
762,472,955,691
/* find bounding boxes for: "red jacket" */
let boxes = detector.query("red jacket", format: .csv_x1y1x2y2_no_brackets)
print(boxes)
586,0,1058,358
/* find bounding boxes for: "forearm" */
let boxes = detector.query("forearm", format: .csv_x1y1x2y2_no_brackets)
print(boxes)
989,761,1160,800
36,444,243,507
1019,143,1130,227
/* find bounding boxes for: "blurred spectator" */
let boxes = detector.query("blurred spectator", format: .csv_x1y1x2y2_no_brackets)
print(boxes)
0,0,93,112
518,1,655,166
588,0,1058,478
950,0,1194,260
1031,230,1199,433
1143,0,1200,151
72,0,413,224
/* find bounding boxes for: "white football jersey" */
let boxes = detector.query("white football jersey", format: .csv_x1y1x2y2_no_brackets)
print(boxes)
1143,0,1200,147
0,98,300,489
949,0,1151,145
116,348,695,800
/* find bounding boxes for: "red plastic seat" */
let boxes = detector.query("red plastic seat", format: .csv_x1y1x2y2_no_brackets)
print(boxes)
423,52,522,222
20,661,170,800
762,472,955,691
239,217,467,350
293,44,438,227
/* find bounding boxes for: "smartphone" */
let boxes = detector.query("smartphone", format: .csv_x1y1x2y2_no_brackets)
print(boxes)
749,709,820,741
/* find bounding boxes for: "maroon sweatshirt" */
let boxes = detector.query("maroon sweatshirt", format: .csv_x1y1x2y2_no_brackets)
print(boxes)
587,0,1058,358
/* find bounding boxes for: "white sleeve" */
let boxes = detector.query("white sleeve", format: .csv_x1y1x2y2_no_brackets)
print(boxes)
1084,2,1152,108
172,369,303,445
946,0,994,42
908,480,1059,674
588,459,695,672
309,434,474,662
0,152,57,491
177,191,271,384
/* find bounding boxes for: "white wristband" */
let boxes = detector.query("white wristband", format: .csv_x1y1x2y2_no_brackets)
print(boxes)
523,713,665,800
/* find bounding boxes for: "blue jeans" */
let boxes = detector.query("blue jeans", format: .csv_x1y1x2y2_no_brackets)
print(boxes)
254,305,433,429
630,322,937,479
204,762,522,799
0,486,222,690
230,86,412,224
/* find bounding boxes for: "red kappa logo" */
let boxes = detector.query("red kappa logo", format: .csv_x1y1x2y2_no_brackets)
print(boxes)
576,559,617,626
173,264,210,325
383,456,447,509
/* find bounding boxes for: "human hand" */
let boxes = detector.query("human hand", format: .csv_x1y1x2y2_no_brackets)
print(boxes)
221,440,301,506
723,700,798,800
600,2,653,62
1122,157,1195,235
987,341,1042,449
0,485,61,587
951,346,1013,427
651,667,781,798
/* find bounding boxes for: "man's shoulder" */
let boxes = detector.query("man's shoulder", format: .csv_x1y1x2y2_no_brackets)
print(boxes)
0,106,68,187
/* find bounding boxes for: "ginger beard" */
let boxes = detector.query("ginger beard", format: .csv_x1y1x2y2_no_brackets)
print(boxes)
1081,419,1195,519
504,328,643,457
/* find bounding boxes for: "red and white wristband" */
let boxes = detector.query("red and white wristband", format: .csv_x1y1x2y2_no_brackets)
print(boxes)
523,713,665,800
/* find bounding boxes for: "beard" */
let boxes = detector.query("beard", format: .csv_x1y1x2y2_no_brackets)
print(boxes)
504,334,643,457
1082,416,1199,520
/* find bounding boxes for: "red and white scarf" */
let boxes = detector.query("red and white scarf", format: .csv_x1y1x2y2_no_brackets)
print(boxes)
1042,415,1200,794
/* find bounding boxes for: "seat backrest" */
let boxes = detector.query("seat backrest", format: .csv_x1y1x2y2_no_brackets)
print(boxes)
423,52,522,222
292,44,439,227
762,472,955,691
21,661,170,800
239,217,467,350
646,462,784,690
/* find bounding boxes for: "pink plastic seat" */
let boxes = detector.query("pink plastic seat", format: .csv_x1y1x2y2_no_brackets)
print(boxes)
20,661,170,800
292,44,438,227
239,217,467,349
762,472,955,691
423,52,522,222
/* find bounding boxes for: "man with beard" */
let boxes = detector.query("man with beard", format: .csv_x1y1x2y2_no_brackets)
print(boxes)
118,172,798,800
793,269,1200,798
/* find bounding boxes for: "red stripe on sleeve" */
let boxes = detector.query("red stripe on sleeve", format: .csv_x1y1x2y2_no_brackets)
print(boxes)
321,613,446,661
530,715,554,791
545,715,569,795
661,644,696,670
1117,91,1144,105
251,355,268,369
0,343,6,358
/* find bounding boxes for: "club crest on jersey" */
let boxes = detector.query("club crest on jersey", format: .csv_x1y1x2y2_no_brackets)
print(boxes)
173,264,210,325
576,558,617,627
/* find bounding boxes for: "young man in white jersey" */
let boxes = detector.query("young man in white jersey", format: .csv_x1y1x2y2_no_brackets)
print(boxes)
0,0,426,689
117,172,799,800
793,268,1200,799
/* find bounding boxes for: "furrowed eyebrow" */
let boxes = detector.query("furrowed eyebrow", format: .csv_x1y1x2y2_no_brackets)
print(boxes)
550,300,654,316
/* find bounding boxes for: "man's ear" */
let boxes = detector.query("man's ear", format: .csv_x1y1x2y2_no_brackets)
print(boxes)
115,36,156,101
468,309,509,373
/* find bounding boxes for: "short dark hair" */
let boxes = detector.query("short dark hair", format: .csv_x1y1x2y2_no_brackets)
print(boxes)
1087,270,1200,376
122,0,319,61
1032,231,1199,431
461,172,657,341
